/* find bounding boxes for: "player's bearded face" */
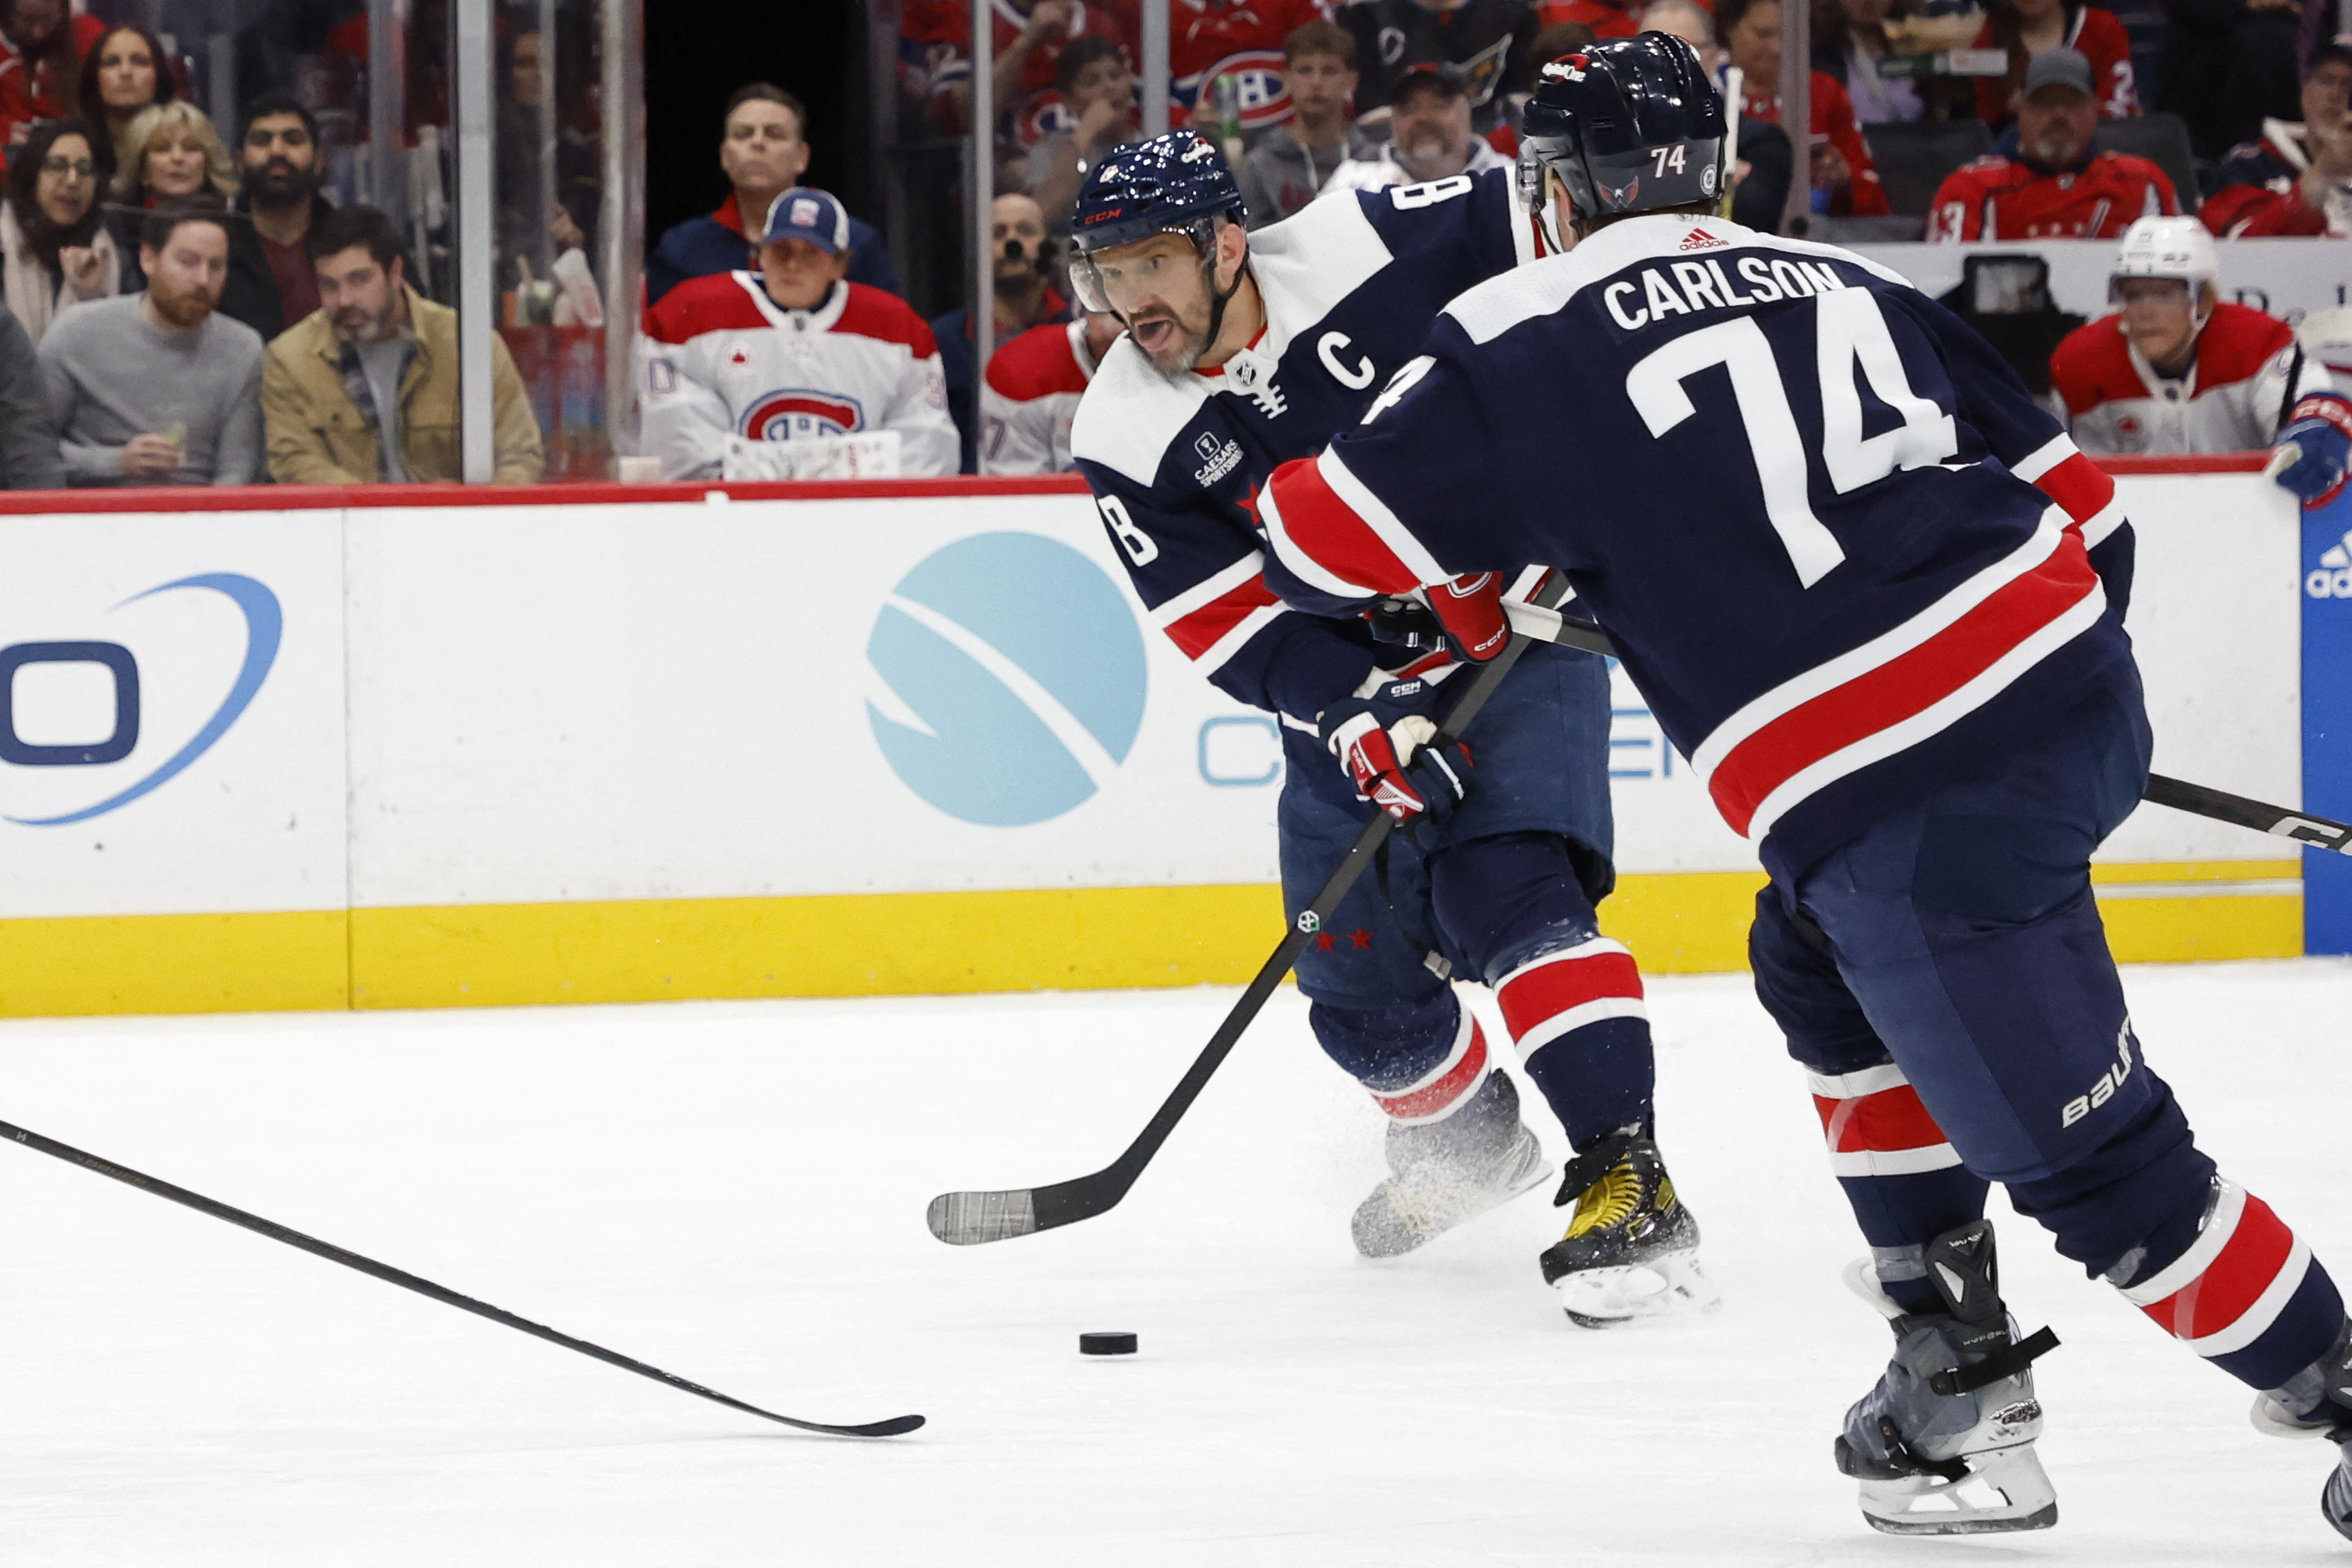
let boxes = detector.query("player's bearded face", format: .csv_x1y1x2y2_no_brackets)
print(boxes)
1089,233,1223,374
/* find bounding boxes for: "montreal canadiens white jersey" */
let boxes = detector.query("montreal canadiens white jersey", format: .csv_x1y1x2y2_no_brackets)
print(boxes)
641,273,960,479
2050,301,2331,456
979,318,1102,475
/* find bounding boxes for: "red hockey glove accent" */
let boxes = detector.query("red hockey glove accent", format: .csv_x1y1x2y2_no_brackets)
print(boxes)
2275,393,2352,508
1426,573,1511,663
1321,704,1474,825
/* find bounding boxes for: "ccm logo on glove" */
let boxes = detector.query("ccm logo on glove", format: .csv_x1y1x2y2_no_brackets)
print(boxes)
1320,697,1474,825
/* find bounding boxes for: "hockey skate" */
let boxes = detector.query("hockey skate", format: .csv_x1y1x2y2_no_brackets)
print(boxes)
1835,1220,2059,1536
1352,1072,1548,1258
2247,1317,2352,1542
1538,1127,1717,1327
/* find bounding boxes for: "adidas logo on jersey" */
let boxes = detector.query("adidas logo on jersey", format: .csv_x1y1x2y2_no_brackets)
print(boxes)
2310,530,2352,598
1679,228,1727,251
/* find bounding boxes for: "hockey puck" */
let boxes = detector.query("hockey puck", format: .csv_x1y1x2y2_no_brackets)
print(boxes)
1079,1331,1138,1356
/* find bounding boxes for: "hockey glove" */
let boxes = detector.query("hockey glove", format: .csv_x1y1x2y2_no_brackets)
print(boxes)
1424,573,1511,663
2273,393,2352,507
1320,683,1474,826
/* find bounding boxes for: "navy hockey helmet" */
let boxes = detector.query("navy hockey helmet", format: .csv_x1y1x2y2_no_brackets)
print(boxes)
1067,131,1246,313
1517,35,1728,234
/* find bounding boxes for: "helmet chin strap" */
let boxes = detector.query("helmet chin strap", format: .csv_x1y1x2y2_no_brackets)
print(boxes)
1198,227,1242,360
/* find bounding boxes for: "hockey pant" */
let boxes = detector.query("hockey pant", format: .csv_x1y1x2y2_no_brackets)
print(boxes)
1277,644,1651,1151
1751,680,2344,1393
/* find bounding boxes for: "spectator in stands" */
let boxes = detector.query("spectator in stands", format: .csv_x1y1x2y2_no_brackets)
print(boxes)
1974,0,2140,127
0,0,104,148
1169,0,1331,139
2,118,116,347
2203,41,2352,235
0,296,61,486
2158,0,2306,158
74,23,172,176
981,307,1121,474
1030,35,1143,232
646,84,900,306
1641,0,1722,68
497,28,601,287
2051,214,2329,457
900,0,1132,143
1720,0,1892,215
1339,0,1538,136
1928,49,2178,237
38,197,262,486
1324,64,1513,192
1816,0,1927,125
933,192,1070,471
262,205,543,485
109,100,237,293
1240,22,1375,226
226,94,332,343
641,187,957,481
1534,0,1637,41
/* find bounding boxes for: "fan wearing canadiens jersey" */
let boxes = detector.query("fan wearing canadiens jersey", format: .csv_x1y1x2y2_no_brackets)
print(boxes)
1260,35,2352,1541
641,189,958,481
1065,131,1717,1327
2051,217,2335,458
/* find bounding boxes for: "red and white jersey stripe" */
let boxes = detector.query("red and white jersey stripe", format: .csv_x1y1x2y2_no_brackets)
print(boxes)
1689,512,2108,840
1368,1011,1494,1124
1149,551,1286,676
2009,433,2127,548
1495,937,1647,1057
2120,1180,2315,1358
1805,1062,1963,1177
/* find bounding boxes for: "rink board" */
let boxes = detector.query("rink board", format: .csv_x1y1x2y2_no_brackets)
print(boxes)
0,468,2308,1015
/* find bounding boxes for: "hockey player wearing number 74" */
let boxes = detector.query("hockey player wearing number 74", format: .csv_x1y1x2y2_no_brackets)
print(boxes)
1260,33,2352,1541
1064,130,1717,1326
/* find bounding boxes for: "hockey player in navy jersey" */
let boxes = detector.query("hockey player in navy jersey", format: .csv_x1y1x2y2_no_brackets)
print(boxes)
1066,131,1716,1327
1258,33,2352,1540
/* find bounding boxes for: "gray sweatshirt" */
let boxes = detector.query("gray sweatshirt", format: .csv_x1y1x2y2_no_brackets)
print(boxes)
37,293,265,486
0,296,62,489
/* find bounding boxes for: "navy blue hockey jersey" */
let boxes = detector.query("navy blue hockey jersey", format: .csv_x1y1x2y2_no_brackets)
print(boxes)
1258,213,2138,879
1069,170,1538,772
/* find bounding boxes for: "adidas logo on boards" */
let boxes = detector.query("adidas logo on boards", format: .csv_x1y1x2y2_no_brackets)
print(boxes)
2311,529,2352,599
1679,228,1726,251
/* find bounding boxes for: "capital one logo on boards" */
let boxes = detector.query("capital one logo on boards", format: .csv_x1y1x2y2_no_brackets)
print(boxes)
866,533,1145,827
0,573,279,825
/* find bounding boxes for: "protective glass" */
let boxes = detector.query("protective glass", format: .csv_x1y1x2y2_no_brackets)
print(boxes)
1068,221,1214,317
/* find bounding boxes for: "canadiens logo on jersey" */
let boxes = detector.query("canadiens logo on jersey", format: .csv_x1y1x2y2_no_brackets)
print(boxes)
1174,50,1291,131
744,390,866,441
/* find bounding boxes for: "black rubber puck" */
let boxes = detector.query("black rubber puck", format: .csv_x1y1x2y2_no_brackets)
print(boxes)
1079,1331,1138,1356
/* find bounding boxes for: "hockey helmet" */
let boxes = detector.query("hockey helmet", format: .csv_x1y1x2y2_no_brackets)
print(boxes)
1068,131,1246,313
1517,35,1728,240
2109,216,2220,317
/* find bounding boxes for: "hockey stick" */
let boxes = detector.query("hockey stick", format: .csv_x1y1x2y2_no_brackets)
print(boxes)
0,1119,923,1438
927,615,1549,1246
1500,601,2352,854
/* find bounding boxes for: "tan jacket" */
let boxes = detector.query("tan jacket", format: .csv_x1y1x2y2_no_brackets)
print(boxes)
262,286,544,484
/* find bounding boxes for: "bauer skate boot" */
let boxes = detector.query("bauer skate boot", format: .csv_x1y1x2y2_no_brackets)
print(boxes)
1538,1125,1717,1327
1835,1219,2059,1536
1352,1071,1548,1258
2247,1317,2352,1542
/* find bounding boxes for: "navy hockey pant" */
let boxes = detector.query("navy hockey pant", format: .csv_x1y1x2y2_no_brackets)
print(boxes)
1278,644,1652,1152
1752,680,2343,1394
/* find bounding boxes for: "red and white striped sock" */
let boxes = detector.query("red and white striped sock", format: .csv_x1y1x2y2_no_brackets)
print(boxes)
1365,1010,1494,1125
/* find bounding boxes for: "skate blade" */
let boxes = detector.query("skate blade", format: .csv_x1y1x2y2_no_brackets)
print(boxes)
1353,1152,1548,1260
1858,1445,2057,1536
1556,1250,1720,1328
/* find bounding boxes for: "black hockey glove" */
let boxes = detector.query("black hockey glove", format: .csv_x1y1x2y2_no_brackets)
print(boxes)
1318,678,1474,828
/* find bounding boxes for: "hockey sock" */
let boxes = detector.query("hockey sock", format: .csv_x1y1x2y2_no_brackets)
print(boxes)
1803,1059,1992,1314
1308,993,1496,1126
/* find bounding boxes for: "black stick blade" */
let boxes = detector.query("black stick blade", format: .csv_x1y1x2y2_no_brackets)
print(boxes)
804,1414,927,1437
927,1187,1040,1245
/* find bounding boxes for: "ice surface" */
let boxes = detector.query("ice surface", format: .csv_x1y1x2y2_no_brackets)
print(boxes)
3,961,2351,1565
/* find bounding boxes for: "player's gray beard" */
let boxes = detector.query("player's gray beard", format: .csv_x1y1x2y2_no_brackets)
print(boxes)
1141,256,1235,381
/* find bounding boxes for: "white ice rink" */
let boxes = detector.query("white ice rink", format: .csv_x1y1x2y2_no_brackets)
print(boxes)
3,960,2349,1565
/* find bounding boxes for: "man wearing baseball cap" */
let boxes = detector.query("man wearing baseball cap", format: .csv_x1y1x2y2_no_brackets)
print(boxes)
1927,48,2182,241
1320,63,1513,194
640,187,959,479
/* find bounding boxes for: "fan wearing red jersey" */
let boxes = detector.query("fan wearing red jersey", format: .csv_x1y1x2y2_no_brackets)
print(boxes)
2052,217,2336,459
640,190,958,480
2200,44,2352,240
1927,48,2174,241
1719,0,1891,217
900,0,1133,143
1138,0,1333,138
1971,0,2138,126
